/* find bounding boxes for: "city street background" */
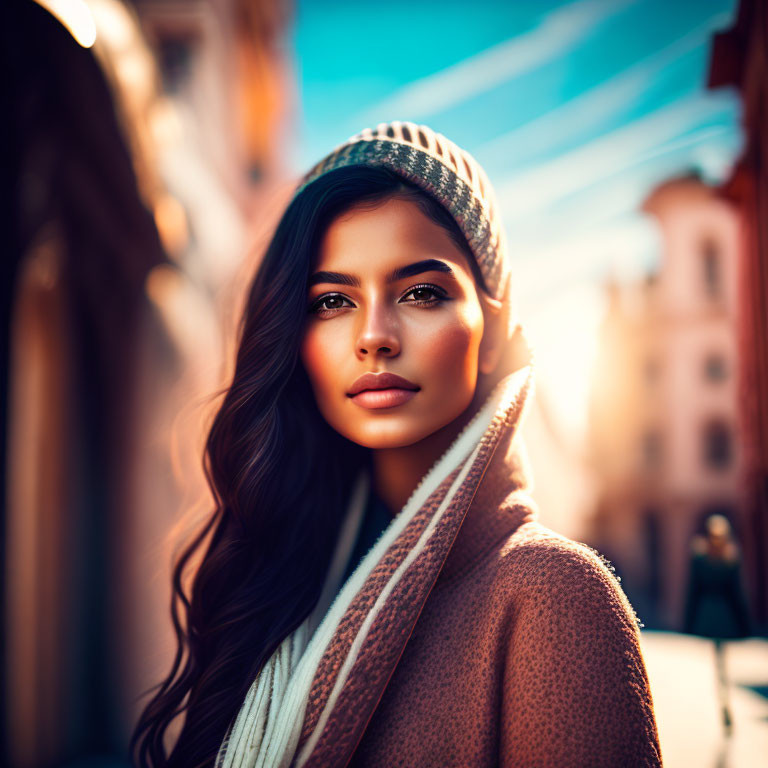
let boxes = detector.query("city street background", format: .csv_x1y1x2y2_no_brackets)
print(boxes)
642,632,768,767
5,1,768,766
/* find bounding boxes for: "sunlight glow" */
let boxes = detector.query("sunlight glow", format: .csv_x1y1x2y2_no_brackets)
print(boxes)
34,0,96,48
524,281,605,444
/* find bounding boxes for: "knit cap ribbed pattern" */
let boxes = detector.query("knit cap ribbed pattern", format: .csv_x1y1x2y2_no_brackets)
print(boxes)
292,120,510,300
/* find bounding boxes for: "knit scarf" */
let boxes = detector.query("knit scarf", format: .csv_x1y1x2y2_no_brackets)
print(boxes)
215,360,535,768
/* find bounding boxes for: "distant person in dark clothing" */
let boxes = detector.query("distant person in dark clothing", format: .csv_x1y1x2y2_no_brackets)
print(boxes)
683,514,752,736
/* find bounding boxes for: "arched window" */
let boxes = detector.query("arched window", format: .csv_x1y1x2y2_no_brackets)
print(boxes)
642,429,663,469
703,353,727,382
702,419,732,469
644,356,661,387
701,237,721,299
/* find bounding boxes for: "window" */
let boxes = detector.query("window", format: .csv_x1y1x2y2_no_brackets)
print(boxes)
156,32,198,94
701,237,721,299
644,357,661,386
703,353,727,382
703,419,732,469
642,430,663,469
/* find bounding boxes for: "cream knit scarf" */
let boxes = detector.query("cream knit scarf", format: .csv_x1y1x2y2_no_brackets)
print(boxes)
214,368,528,768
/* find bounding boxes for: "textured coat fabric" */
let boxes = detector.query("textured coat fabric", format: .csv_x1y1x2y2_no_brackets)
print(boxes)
217,333,662,768
343,394,663,767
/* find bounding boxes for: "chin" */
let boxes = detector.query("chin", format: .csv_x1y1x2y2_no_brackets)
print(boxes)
338,414,452,451
349,432,425,450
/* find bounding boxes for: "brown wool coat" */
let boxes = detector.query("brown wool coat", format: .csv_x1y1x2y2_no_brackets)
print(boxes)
350,466,662,766
291,369,663,768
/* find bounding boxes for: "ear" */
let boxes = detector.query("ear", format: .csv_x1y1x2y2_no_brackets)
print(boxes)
478,290,509,375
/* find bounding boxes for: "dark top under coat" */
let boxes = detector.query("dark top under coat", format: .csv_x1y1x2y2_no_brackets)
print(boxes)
338,488,393,590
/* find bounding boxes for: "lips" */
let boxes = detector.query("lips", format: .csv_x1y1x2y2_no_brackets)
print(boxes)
347,372,420,396
347,372,420,410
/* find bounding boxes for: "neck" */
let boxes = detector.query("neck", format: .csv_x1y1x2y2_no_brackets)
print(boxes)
371,373,496,516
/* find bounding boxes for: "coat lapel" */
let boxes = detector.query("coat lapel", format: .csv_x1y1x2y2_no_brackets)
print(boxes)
293,361,535,768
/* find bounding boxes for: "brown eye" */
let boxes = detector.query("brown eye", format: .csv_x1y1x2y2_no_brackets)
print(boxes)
400,284,447,304
310,293,354,314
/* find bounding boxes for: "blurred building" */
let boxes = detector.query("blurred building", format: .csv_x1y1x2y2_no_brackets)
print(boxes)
587,173,747,629
708,0,768,632
4,1,294,766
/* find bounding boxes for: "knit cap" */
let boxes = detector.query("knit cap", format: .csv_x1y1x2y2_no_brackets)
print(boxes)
292,120,511,301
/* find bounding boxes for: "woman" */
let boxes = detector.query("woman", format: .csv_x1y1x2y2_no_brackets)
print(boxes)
131,121,662,767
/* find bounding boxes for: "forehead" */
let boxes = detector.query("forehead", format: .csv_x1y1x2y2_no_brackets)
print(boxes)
314,196,473,276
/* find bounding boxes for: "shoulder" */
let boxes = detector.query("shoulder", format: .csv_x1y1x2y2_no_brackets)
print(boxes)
497,525,662,765
493,520,643,633
497,520,623,588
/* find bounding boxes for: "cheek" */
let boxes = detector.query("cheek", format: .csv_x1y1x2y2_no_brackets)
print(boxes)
301,325,334,391
415,310,483,388
300,322,351,415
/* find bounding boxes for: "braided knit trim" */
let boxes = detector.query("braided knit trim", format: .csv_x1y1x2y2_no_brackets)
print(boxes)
292,121,510,300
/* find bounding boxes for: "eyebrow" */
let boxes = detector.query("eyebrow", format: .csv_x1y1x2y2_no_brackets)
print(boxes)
308,258,457,288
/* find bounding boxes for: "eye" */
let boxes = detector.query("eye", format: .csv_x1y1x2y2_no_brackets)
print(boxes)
399,284,448,305
309,292,355,315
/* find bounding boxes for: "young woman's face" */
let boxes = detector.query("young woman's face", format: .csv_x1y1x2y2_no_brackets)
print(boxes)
300,196,491,450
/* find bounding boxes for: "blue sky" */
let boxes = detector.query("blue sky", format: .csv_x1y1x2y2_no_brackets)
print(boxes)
290,0,738,173
287,0,742,439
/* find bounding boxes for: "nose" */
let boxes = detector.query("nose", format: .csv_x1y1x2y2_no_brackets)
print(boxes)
356,301,400,359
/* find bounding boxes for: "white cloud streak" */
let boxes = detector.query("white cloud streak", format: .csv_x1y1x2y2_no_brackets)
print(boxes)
497,90,738,219
355,0,637,123
476,9,732,164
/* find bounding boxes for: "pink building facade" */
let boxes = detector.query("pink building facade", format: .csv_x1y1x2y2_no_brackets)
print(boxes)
588,175,747,629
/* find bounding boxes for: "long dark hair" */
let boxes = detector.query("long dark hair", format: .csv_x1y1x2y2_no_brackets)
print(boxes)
129,165,481,767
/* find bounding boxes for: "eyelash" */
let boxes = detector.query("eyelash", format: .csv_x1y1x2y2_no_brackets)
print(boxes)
309,283,448,316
